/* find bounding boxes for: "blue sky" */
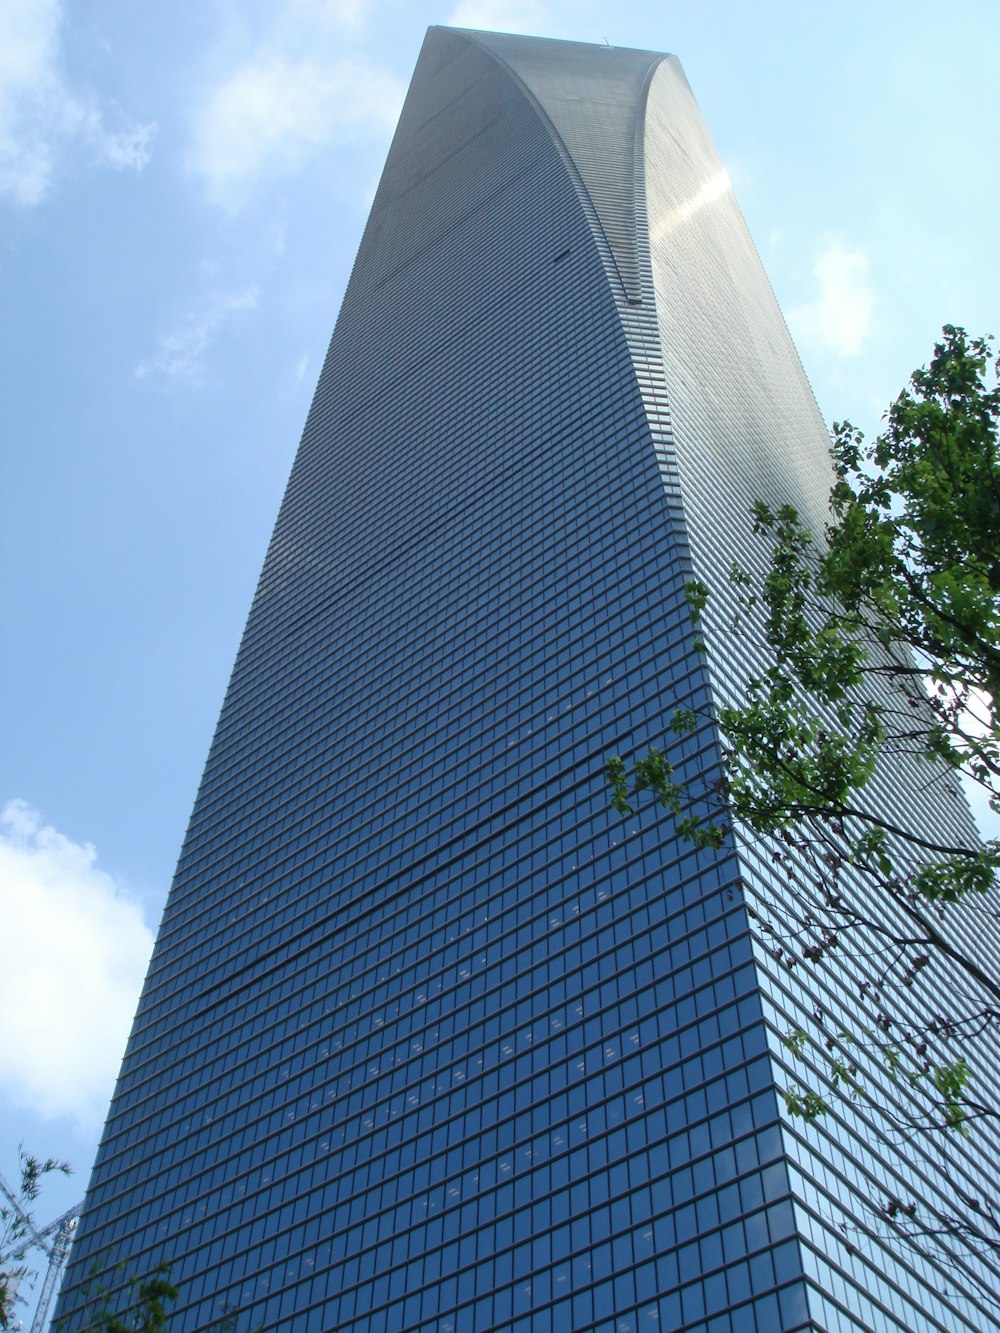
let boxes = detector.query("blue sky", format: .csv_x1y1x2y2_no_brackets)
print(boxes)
2,0,998,1319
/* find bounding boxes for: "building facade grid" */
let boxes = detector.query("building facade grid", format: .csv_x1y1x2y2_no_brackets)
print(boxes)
56,27,1000,1333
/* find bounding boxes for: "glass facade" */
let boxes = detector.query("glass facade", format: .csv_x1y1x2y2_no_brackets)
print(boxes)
56,28,1000,1333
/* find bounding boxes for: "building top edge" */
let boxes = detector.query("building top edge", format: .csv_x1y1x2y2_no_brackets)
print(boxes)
429,24,672,63
427,25,672,305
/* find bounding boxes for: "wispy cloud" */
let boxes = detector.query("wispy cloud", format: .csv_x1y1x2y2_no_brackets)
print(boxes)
789,239,875,358
188,0,403,207
275,0,375,35
0,0,155,206
134,286,259,382
445,0,550,32
0,801,154,1127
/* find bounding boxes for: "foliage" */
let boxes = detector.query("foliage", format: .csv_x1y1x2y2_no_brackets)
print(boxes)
1,1154,182,1332
2,1162,259,1332
77,1264,179,1333
65,1263,265,1331
0,1150,70,1330
608,327,1000,1265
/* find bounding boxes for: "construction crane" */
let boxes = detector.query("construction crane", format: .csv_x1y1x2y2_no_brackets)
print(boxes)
27,1204,82,1333
0,1170,83,1333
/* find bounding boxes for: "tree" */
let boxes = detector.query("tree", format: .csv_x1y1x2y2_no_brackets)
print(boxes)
608,327,1000,1270
1,1150,70,1330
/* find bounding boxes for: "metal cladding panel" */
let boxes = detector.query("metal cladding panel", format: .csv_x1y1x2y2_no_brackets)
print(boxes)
465,29,662,302
56,27,801,1333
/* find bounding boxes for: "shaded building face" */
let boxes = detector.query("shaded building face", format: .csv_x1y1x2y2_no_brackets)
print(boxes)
57,28,1000,1333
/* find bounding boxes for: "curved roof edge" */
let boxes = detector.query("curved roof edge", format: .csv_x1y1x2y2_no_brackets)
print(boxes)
443,27,667,302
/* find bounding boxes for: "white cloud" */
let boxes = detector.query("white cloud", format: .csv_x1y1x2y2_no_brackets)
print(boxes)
135,286,259,381
189,58,403,206
789,239,875,358
0,801,154,1127
0,0,155,206
446,0,549,32
276,0,374,35
188,0,403,206
97,120,156,172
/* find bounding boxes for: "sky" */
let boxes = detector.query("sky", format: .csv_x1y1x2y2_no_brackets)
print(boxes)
1,0,998,1321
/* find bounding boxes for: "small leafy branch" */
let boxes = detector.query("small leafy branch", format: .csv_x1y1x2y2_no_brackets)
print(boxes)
0,1149,71,1330
74,1262,179,1333
57,1257,266,1331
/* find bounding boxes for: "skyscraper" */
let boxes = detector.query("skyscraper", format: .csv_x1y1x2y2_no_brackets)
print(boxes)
56,27,999,1333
